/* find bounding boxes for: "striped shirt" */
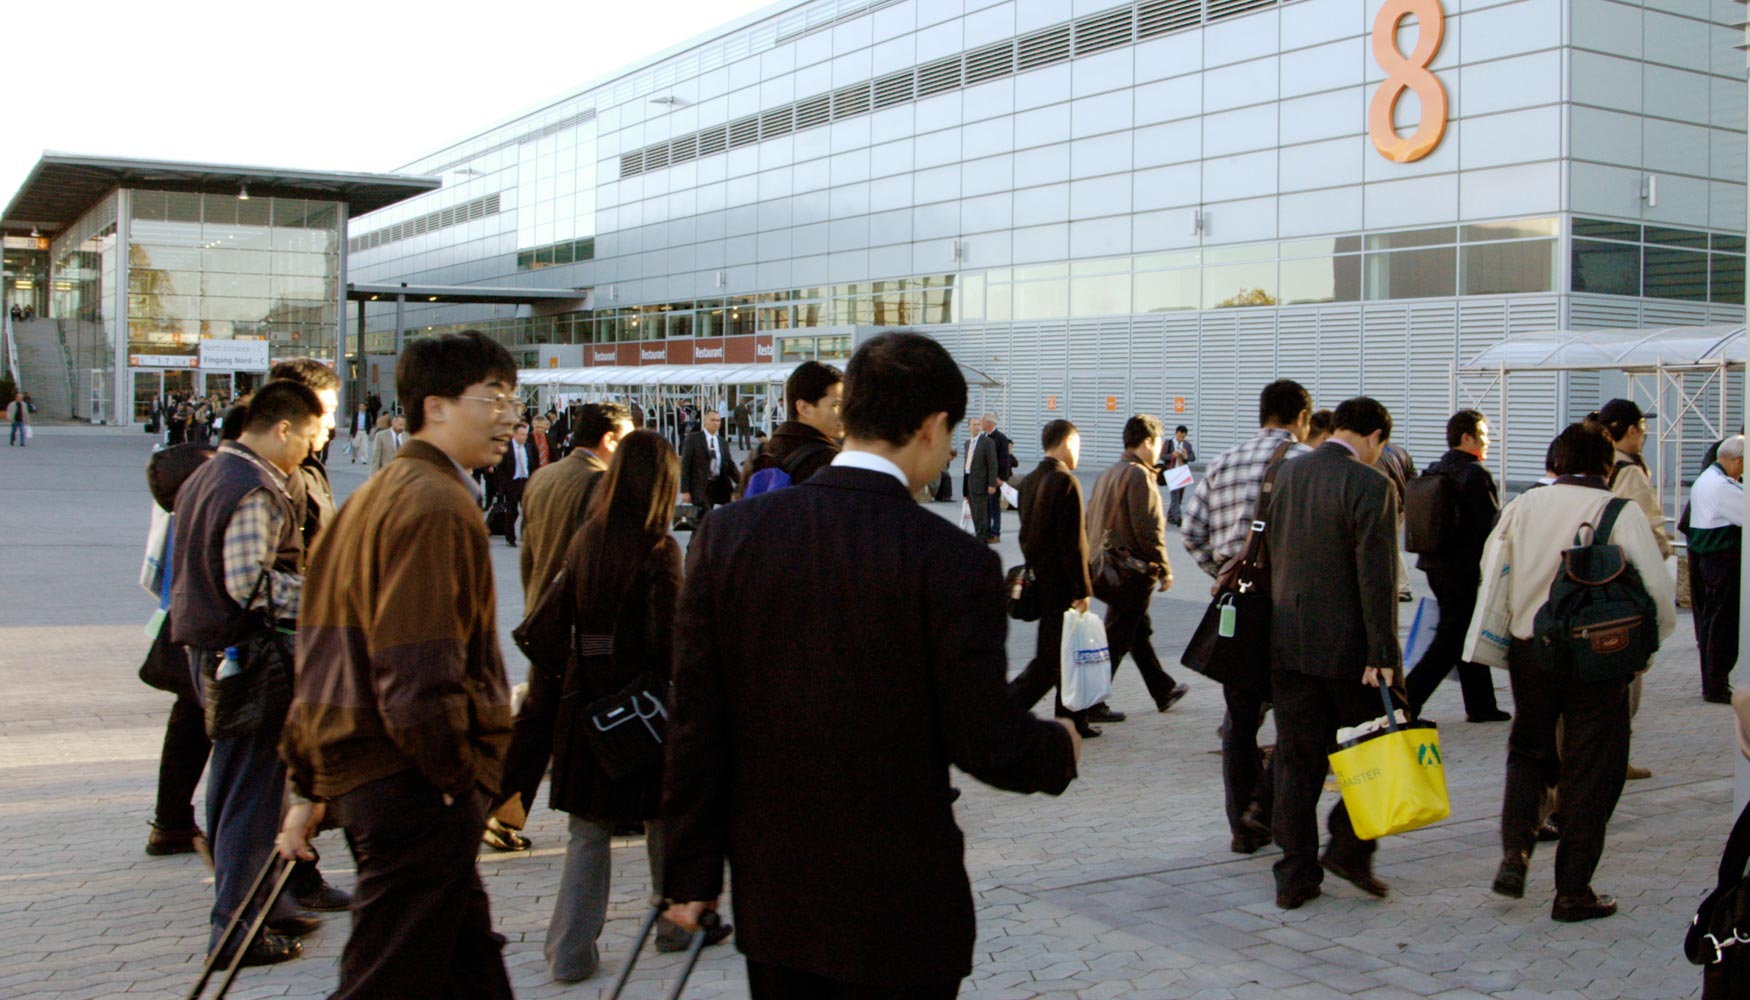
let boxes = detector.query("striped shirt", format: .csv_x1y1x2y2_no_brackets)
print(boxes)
1181,428,1309,579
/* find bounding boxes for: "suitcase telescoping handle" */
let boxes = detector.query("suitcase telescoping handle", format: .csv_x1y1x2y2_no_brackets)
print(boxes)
606,895,724,1000
185,852,295,1000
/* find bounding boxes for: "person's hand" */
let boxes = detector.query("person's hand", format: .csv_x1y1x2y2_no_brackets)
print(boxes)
1362,666,1396,688
1157,574,1173,593
275,801,325,861
664,899,714,932
1071,597,1090,613
987,486,996,495
1056,717,1084,762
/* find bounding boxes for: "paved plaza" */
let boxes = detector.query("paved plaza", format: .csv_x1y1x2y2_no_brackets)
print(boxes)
0,431,1736,999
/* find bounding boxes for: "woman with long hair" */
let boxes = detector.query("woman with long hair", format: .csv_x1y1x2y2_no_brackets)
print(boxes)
543,429,726,980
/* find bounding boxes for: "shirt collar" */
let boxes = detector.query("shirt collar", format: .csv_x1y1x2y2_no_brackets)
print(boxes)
832,449,909,488
218,441,291,492
1327,437,1361,460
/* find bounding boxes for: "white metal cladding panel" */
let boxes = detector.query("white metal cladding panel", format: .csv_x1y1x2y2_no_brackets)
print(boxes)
1564,371,1603,424
1567,296,1643,331
1405,303,1461,465
1276,309,1320,432
1359,306,1410,429
1096,319,1135,457
1315,307,1363,408
1642,300,1717,329
1163,313,1201,441
1236,311,1277,440
1501,297,1565,482
1455,300,1508,429
1128,315,1168,426
1197,312,1242,452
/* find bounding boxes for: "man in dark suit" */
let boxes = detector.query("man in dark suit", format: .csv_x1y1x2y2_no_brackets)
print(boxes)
662,332,1080,998
492,420,542,547
1007,419,1099,737
984,413,1017,534
964,416,1003,542
680,410,740,511
1265,396,1402,910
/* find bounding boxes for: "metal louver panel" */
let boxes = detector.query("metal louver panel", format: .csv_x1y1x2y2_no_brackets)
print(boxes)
1235,312,1276,445
696,126,728,157
1128,315,1166,422
670,135,698,164
916,55,963,98
1207,0,1277,21
1075,8,1135,56
619,151,644,177
1405,303,1459,464
964,41,1016,85
761,106,795,139
1017,25,1073,71
833,82,872,118
1275,309,1319,432
873,70,915,108
728,116,761,148
644,143,670,170
794,93,832,130
1567,295,1641,331
1316,307,1363,404
1197,313,1241,451
1137,0,1203,39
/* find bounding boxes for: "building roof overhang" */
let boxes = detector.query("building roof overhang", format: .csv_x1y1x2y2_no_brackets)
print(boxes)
347,283,588,306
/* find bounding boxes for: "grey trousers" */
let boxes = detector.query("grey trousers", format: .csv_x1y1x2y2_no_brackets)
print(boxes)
546,815,665,982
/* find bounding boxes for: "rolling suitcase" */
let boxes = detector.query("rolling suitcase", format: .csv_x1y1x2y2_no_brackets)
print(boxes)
184,852,296,1000
606,896,725,1000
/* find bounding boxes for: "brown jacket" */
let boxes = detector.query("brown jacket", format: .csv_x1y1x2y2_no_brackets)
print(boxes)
520,447,610,604
1084,453,1171,579
281,439,513,801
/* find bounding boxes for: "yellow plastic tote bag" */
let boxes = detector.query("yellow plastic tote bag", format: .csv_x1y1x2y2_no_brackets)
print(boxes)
1327,685,1450,841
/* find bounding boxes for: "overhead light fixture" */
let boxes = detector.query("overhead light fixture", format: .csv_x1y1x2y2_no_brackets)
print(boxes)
237,183,250,201
29,226,39,237
428,295,439,302
650,96,683,106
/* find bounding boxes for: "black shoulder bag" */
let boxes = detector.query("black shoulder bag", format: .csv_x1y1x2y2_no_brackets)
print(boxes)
201,570,295,741
1687,797,1750,997
1088,463,1155,603
1179,441,1295,702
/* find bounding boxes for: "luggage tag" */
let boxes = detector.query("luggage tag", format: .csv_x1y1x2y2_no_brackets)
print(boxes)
1218,598,1237,638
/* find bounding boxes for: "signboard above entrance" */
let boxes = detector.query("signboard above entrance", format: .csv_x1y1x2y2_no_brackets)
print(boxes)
198,339,270,371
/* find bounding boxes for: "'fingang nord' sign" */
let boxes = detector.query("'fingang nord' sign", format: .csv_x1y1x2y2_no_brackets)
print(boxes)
1369,0,1448,163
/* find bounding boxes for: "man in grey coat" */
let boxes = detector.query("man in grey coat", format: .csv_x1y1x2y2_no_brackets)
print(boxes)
1265,396,1402,911
963,416,1003,542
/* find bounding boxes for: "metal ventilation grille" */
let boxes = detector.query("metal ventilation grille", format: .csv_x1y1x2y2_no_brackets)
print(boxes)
620,151,644,177
761,106,795,138
833,82,871,118
697,125,728,157
1207,0,1277,21
963,40,1015,85
1075,7,1134,55
348,193,501,254
728,115,760,148
915,55,963,97
670,135,698,163
873,70,915,108
644,143,670,170
794,93,831,129
1017,24,1072,71
1138,0,1202,38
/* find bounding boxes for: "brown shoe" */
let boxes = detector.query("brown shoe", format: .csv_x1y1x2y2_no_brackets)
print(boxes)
1625,764,1651,780
144,822,205,857
1320,854,1389,898
1552,891,1618,922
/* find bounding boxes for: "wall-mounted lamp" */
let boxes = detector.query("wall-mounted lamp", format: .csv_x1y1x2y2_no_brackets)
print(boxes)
951,239,966,264
1641,175,1659,208
237,183,250,201
650,96,685,107
1191,209,1205,237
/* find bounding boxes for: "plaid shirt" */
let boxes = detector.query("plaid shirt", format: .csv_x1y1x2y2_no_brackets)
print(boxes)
1181,428,1309,579
219,445,301,617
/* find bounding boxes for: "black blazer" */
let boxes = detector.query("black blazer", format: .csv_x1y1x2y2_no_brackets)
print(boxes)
663,466,1077,986
1265,442,1401,680
1018,457,1091,610
965,433,1001,495
989,429,1017,479
1415,448,1499,575
492,439,542,493
679,429,737,499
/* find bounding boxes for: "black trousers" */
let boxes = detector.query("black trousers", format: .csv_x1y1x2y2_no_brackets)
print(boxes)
1405,566,1503,717
154,690,210,832
1102,577,1179,708
1500,639,1630,896
501,478,527,543
1221,685,1273,836
1007,604,1087,725
494,648,559,820
1693,551,1741,699
1270,669,1378,895
746,958,959,1000
330,771,512,1000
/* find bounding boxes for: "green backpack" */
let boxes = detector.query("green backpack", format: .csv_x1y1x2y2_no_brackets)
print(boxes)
1532,497,1660,682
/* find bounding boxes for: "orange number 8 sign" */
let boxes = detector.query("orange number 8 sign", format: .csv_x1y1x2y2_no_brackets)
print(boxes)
1369,0,1448,163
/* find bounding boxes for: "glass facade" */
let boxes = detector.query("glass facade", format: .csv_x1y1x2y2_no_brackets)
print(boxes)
50,193,121,381
1570,218,1745,304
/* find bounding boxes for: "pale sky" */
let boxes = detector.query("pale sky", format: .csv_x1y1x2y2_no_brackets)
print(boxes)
1,0,781,212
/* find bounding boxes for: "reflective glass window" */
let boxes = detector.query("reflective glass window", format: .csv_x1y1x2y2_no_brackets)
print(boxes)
1573,218,1640,242
796,301,826,327
1280,256,1361,305
1714,235,1747,254
1364,227,1456,251
1363,247,1456,300
668,311,694,338
780,337,816,362
1133,269,1199,312
1712,254,1745,305
1461,218,1558,241
953,274,984,323
1461,240,1556,295
1070,274,1130,316
1643,247,1709,300
1281,237,1361,259
1013,280,1068,320
1204,244,1277,264
1571,240,1639,295
1204,261,1277,308
1645,226,1710,250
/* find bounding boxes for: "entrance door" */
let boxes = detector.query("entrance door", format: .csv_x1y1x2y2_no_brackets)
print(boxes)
131,371,161,424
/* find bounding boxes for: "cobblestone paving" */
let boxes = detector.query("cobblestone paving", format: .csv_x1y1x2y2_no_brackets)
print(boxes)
0,433,1732,998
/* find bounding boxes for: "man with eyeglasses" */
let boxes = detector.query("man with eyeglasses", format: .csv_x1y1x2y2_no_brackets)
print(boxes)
278,331,519,999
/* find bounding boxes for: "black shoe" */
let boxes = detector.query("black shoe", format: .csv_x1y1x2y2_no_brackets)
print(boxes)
1467,709,1512,723
1156,683,1191,713
144,822,206,857
1398,592,1414,603
1075,722,1103,738
1239,804,1272,841
295,881,352,912
1492,853,1528,899
1276,886,1320,910
1231,831,1271,854
482,818,532,852
1552,891,1618,922
506,539,517,548
1535,820,1561,843
236,932,302,967
1086,704,1127,724
1320,854,1388,898
1706,691,1733,705
267,911,323,938
655,917,734,953
947,786,962,803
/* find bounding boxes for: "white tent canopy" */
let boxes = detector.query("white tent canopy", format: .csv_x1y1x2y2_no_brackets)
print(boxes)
1459,324,1746,373
517,363,794,388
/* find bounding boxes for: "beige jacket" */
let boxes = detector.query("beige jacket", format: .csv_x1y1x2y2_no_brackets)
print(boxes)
1462,483,1676,668
1084,454,1171,580
1610,450,1671,558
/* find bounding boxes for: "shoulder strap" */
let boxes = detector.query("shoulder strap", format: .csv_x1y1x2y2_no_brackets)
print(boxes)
1249,440,1297,525
1608,458,1634,488
1594,497,1630,545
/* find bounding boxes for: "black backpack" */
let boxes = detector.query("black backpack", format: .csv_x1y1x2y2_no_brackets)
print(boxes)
1403,471,1454,554
1531,498,1660,682
1688,796,1750,998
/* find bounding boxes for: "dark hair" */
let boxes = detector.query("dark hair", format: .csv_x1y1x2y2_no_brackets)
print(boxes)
1259,379,1312,427
1446,409,1487,449
1123,413,1165,450
785,360,844,421
1332,397,1392,440
268,357,341,393
1544,436,1561,475
146,442,216,511
1174,425,1189,435
398,330,517,433
1041,419,1078,452
1308,409,1335,438
514,420,529,431
241,379,323,435
573,402,632,448
840,333,966,446
573,430,680,622
1549,422,1615,477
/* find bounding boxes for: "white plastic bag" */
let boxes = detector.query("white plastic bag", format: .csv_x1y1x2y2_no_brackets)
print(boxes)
959,498,976,533
1059,609,1113,711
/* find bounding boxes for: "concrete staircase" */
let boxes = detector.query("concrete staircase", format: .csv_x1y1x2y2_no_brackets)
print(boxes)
8,318,75,420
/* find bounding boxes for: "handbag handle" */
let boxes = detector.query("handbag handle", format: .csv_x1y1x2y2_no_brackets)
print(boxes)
1377,682,1403,734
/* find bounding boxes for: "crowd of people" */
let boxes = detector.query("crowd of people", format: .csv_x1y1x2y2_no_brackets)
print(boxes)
131,329,1742,997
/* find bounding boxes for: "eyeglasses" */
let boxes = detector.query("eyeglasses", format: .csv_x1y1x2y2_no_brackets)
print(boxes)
455,393,517,415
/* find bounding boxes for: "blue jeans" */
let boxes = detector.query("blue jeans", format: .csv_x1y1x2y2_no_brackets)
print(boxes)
9,420,24,446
